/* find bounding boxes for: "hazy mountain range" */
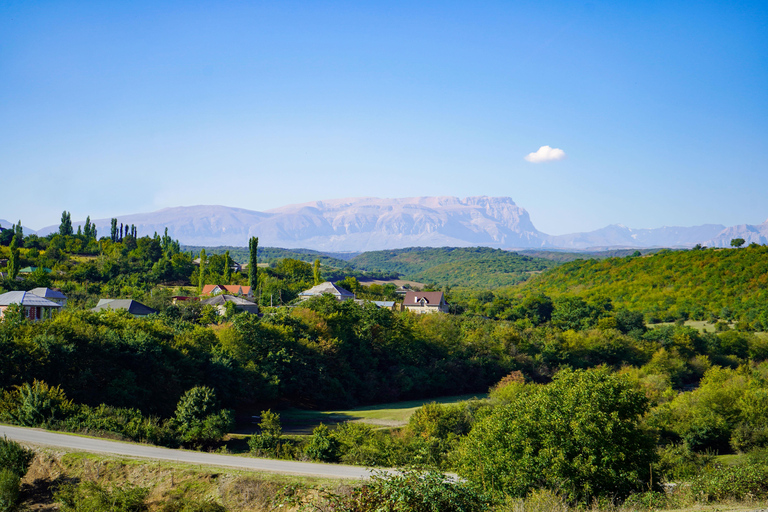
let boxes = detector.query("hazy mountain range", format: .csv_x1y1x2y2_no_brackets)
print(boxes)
4,196,767,251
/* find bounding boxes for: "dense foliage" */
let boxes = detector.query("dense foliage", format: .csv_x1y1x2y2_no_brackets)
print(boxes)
454,368,657,503
515,245,768,327
349,247,556,288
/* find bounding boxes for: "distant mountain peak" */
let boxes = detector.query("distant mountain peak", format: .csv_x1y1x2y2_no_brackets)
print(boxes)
22,197,765,251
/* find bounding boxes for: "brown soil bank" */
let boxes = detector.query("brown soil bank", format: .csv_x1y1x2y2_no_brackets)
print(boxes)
19,449,344,511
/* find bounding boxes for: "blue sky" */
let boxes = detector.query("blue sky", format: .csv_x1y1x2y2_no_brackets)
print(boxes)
1,0,766,235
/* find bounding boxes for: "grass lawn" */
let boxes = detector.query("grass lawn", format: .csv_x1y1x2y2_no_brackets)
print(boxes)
243,393,488,435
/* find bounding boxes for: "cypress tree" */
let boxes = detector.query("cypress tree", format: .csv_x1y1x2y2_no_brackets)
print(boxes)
224,250,232,284
8,235,20,279
313,258,321,285
248,237,258,290
110,219,118,242
198,249,207,296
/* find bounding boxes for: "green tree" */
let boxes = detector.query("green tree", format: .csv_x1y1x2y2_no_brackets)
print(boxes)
197,249,207,296
59,211,73,236
313,258,321,285
224,250,232,283
248,409,283,456
7,235,19,280
454,367,657,504
173,386,233,448
731,238,746,248
248,236,258,290
110,218,118,242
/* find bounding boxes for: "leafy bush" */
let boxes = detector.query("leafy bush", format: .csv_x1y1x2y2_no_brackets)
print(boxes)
0,437,34,478
304,423,340,462
173,386,233,449
656,443,715,482
0,380,74,427
248,409,283,457
690,462,768,501
454,367,657,504
0,469,20,512
54,481,149,512
327,469,490,512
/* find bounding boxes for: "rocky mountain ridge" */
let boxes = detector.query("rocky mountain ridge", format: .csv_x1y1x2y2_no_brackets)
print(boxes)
17,197,765,251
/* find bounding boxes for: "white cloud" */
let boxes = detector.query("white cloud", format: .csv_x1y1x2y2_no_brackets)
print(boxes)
525,145,566,163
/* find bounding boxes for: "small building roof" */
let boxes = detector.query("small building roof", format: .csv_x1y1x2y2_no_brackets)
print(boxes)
403,291,446,305
0,291,61,308
93,299,158,316
371,301,396,308
19,266,52,274
299,281,355,299
201,284,252,296
29,287,67,300
200,294,258,307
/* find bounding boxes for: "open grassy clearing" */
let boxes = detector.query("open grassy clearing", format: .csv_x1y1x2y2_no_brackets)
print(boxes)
271,393,488,435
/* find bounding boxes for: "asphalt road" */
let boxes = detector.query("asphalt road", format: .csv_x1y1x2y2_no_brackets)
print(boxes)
0,424,376,480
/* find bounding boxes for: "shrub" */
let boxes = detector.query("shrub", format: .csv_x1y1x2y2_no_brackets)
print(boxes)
0,469,20,512
304,423,340,462
329,469,490,512
0,437,34,478
248,409,283,457
690,462,768,501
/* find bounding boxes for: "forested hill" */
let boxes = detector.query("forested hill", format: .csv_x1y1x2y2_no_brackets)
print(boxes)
349,247,557,288
515,245,768,326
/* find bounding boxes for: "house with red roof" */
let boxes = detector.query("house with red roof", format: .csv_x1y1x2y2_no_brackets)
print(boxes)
201,284,253,298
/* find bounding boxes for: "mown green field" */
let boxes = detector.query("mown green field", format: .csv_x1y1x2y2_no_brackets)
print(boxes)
274,393,488,434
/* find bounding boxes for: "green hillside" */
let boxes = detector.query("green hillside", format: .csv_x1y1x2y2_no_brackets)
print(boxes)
515,245,768,326
349,247,557,288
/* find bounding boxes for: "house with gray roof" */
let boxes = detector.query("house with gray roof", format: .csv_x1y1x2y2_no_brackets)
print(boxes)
200,294,259,316
93,299,158,317
30,287,67,307
298,282,355,301
0,291,61,321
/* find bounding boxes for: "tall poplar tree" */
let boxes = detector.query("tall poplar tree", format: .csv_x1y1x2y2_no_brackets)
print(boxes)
224,250,232,284
248,237,258,290
8,235,20,279
59,211,73,236
198,249,207,296
313,258,321,285
110,219,118,242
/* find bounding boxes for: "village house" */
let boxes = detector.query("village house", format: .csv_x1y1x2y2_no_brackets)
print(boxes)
92,299,158,317
401,290,449,314
200,294,259,315
29,287,68,307
0,291,61,321
201,284,253,298
299,281,355,301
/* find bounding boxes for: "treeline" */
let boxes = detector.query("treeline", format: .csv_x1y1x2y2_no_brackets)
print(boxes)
349,246,557,288
452,245,768,328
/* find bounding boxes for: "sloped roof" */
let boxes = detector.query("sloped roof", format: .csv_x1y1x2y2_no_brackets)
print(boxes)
0,291,61,308
93,299,158,316
30,287,67,300
200,294,257,307
299,281,355,298
403,291,446,306
201,284,252,295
